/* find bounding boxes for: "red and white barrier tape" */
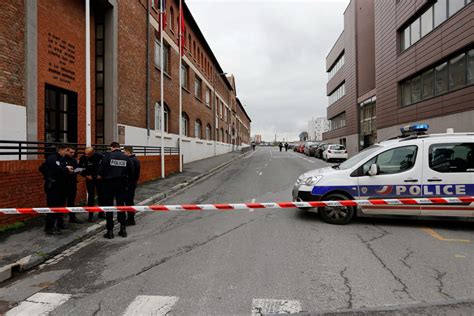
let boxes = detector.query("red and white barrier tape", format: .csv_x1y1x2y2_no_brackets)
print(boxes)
1,196,473,215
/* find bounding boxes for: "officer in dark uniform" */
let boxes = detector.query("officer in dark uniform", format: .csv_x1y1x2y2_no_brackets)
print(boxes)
63,146,82,224
79,146,104,222
124,146,141,226
39,144,73,235
98,142,134,239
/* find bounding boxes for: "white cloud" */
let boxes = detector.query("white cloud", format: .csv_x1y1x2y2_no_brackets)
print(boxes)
187,0,350,141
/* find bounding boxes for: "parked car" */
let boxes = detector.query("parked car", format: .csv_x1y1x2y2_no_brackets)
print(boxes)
308,143,321,157
314,143,328,159
304,142,317,156
322,144,348,162
298,144,305,153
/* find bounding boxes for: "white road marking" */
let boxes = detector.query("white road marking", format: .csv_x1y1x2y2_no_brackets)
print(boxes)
258,171,263,176
249,198,256,212
6,293,72,316
123,295,179,316
251,298,302,315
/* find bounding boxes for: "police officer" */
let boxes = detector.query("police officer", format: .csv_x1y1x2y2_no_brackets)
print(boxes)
278,142,283,152
98,142,134,239
124,146,141,226
284,142,289,152
63,146,82,224
39,144,74,235
79,146,104,222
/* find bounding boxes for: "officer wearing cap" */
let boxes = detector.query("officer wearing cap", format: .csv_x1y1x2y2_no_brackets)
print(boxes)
63,146,82,224
39,144,74,235
98,142,134,239
124,146,141,226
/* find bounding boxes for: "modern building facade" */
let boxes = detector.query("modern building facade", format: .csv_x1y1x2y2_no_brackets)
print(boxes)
323,0,473,155
308,117,329,141
0,0,251,163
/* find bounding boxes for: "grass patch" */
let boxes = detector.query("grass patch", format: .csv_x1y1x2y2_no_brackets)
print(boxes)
0,221,26,233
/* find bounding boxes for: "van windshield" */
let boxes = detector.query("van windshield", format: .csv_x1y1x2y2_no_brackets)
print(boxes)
337,145,381,170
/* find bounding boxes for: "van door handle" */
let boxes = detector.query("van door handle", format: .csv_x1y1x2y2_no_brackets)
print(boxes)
427,178,442,182
404,178,418,183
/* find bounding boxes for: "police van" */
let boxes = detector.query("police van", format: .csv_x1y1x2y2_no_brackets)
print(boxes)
293,124,474,224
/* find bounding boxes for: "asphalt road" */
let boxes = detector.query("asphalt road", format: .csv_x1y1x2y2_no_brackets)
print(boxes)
1,147,473,315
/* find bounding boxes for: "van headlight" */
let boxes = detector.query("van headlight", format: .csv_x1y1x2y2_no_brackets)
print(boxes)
303,175,323,185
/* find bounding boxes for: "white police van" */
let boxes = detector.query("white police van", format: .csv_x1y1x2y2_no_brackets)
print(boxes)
293,124,474,224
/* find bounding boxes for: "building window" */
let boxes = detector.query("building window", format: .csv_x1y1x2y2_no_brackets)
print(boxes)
205,124,211,140
154,103,169,133
45,85,78,143
329,112,346,131
205,87,211,107
194,76,202,99
401,0,470,52
95,20,105,144
194,119,202,138
181,112,189,136
170,7,175,32
224,107,227,121
422,69,434,99
220,128,224,142
188,34,191,51
154,40,169,73
421,7,433,37
449,53,466,91
359,97,377,149
219,101,223,118
328,83,346,105
400,48,473,106
468,49,474,84
327,52,344,81
180,63,188,89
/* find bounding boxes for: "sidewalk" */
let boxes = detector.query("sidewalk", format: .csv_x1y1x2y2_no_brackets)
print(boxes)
0,151,245,283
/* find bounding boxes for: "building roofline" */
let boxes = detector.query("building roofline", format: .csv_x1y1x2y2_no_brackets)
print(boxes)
236,97,252,123
183,1,234,91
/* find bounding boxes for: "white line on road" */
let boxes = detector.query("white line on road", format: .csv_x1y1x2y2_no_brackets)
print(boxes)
6,293,72,316
258,171,263,176
249,198,256,212
251,298,302,315
123,295,179,316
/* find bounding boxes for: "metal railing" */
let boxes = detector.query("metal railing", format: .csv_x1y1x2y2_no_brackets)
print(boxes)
0,140,179,160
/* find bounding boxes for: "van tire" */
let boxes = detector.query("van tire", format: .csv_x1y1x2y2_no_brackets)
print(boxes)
319,193,355,225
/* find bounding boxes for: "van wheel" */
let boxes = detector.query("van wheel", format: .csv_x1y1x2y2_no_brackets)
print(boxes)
319,193,355,225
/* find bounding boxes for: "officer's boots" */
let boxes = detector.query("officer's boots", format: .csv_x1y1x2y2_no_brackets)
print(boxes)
104,229,114,239
118,225,127,237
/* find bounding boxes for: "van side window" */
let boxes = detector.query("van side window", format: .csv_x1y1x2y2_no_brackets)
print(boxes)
361,146,418,175
429,143,474,173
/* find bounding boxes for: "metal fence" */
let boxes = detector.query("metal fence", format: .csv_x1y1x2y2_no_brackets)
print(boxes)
0,140,179,160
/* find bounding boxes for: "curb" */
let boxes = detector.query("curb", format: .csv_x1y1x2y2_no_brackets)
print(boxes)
0,152,247,283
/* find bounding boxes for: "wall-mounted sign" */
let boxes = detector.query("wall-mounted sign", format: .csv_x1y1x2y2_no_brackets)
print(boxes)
47,33,76,84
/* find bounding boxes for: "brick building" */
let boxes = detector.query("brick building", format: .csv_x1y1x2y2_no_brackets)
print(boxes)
0,0,251,163
323,0,473,155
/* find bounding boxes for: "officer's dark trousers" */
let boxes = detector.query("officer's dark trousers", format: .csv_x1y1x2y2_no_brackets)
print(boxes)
102,179,127,230
45,191,67,231
66,184,77,221
125,183,137,221
86,179,104,220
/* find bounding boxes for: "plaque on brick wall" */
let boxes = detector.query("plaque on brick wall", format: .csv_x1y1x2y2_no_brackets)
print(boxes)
47,33,76,84
118,125,125,144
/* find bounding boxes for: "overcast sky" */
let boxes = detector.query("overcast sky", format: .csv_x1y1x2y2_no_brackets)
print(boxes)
187,0,350,142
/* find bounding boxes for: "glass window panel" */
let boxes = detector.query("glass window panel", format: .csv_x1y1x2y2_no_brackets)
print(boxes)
422,69,434,99
403,27,410,50
96,105,104,120
96,57,104,72
96,121,104,136
421,7,433,37
434,0,447,27
96,41,104,55
435,62,448,95
96,73,104,88
96,25,104,40
60,113,68,130
402,80,412,106
468,50,474,84
412,76,422,103
429,143,474,173
449,53,466,91
60,93,68,111
96,89,104,104
164,46,169,72
410,18,420,44
448,0,465,16
154,41,161,67
372,146,418,175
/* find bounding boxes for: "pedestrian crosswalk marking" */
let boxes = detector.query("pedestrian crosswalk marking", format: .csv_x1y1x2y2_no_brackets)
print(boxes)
251,298,302,315
6,292,71,316
123,295,179,316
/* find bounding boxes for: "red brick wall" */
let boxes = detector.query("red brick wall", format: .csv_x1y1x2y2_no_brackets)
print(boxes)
0,154,179,227
0,0,25,106
37,0,95,143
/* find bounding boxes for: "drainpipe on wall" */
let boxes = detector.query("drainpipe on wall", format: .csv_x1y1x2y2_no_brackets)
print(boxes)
85,0,92,146
145,0,151,139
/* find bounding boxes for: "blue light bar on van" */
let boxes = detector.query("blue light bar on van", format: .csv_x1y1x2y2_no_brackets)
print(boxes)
400,124,429,134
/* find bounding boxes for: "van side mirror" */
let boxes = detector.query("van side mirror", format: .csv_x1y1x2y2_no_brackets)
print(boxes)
368,163,379,176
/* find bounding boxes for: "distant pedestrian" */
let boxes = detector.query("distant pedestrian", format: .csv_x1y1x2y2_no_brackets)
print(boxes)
98,142,134,239
39,144,73,235
278,142,283,152
79,147,105,222
251,142,256,151
124,146,141,226
284,143,289,152
63,146,82,224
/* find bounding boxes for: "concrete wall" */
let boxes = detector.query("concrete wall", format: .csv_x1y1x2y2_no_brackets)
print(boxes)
0,102,27,160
